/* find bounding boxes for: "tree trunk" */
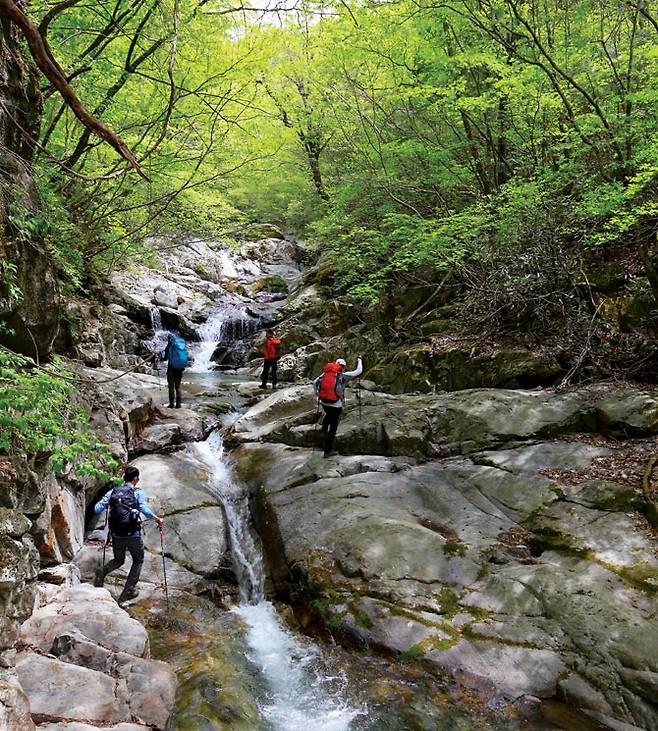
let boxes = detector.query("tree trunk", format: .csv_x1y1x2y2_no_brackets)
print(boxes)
637,239,658,307
0,10,60,358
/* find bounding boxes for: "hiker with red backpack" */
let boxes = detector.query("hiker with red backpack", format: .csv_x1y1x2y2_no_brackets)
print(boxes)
163,333,189,408
259,329,283,389
314,356,363,458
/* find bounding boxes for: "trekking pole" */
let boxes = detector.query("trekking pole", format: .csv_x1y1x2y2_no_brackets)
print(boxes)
357,378,363,420
313,395,321,452
159,527,170,612
101,507,109,577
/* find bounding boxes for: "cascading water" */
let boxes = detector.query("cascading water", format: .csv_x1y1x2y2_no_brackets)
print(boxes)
191,432,364,731
189,306,261,373
144,306,169,357
188,310,227,373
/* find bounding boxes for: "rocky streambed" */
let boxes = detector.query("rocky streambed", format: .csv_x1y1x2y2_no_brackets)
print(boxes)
2,227,658,731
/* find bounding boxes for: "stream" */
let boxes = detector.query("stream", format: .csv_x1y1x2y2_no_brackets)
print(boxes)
139,306,601,731
191,433,364,730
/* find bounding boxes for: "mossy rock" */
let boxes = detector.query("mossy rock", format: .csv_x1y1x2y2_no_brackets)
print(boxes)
251,276,289,294
599,294,654,332
581,261,627,293
419,318,453,335
368,343,563,393
240,223,285,240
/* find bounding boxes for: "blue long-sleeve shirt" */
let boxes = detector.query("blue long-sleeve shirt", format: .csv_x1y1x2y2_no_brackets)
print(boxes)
94,484,156,533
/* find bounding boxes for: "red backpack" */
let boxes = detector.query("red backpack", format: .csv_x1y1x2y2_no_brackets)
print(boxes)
319,362,344,402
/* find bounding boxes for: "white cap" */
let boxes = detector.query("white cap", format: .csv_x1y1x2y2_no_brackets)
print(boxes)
336,358,347,367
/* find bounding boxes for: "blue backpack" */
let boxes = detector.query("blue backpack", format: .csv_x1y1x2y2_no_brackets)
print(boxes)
168,335,189,369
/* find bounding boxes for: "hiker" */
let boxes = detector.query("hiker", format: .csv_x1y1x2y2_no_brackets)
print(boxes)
94,466,164,603
163,333,189,408
314,356,363,458
259,329,283,389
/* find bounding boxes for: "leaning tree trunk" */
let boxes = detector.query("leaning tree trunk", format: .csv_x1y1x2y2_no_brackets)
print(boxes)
0,8,60,359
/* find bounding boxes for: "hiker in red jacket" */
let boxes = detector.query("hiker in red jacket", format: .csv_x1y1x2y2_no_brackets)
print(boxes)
259,329,283,389
314,357,363,457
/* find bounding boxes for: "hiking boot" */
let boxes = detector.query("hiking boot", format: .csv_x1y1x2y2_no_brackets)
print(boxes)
167,403,175,408
175,403,182,409
118,588,139,603
93,570,104,588
323,451,338,459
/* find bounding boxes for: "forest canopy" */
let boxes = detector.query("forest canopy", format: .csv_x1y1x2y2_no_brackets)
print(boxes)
5,0,658,321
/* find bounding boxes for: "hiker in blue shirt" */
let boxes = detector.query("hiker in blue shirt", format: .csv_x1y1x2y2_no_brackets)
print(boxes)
163,333,188,408
93,466,163,603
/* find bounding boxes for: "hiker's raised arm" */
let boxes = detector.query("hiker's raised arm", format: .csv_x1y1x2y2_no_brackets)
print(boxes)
344,357,363,380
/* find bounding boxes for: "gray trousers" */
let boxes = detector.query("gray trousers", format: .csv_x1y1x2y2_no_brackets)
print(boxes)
103,535,144,592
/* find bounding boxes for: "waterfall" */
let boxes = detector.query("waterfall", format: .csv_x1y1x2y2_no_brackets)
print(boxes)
188,311,227,373
189,306,261,373
193,432,264,603
144,306,169,357
190,432,363,731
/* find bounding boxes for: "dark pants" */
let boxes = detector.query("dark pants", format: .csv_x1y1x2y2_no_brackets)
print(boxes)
321,404,343,455
102,534,144,593
167,367,183,406
261,358,278,388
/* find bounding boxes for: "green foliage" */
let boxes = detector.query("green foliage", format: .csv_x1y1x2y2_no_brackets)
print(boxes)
18,0,658,330
399,644,425,662
0,348,117,478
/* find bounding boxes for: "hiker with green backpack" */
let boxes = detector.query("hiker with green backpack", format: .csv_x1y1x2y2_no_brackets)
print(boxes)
314,356,363,458
163,333,189,408
93,466,164,604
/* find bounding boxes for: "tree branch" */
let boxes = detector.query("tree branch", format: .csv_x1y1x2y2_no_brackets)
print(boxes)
0,0,147,178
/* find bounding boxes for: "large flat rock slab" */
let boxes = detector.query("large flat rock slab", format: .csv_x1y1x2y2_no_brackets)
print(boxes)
15,653,126,724
238,430,658,729
232,384,658,457
20,584,149,658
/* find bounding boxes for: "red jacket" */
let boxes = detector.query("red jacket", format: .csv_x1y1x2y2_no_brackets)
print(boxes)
263,337,282,360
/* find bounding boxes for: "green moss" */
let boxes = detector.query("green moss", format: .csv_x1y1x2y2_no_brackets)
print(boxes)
420,632,460,652
233,448,273,486
347,600,374,629
266,275,288,293
437,587,461,619
464,605,490,621
442,540,467,558
399,643,425,662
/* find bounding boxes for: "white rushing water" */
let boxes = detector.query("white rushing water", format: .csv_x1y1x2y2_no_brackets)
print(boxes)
188,310,227,373
144,307,169,360
188,306,256,373
191,432,363,731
